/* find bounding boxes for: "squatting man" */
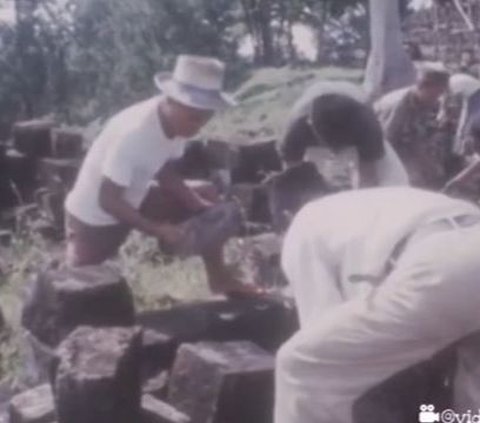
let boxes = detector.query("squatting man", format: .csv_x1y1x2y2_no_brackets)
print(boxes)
65,55,261,296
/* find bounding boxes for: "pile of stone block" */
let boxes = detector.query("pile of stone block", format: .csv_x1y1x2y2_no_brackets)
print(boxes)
1,119,84,237
179,138,331,232
10,264,298,423
1,120,332,243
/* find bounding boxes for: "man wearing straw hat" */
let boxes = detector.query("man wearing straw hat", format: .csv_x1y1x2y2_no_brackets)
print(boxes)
65,55,258,296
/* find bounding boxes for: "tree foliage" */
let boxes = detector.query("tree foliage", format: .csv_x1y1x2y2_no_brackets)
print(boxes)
0,0,372,130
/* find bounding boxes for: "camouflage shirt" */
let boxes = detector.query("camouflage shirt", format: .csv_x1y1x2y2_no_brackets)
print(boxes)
375,87,449,189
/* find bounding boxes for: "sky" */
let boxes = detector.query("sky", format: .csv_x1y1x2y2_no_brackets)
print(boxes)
239,24,317,61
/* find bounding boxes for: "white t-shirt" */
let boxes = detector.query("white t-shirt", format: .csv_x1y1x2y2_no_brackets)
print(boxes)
66,96,186,225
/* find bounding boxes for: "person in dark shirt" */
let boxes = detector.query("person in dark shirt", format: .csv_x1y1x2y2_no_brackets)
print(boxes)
279,81,408,188
375,67,450,190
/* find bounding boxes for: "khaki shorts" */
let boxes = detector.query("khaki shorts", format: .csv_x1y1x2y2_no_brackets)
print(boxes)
65,180,221,266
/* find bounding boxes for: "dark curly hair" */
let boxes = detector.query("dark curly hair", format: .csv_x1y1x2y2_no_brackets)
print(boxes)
310,93,383,151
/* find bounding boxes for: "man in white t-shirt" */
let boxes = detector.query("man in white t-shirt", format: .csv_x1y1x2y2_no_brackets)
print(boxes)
65,55,257,295
275,187,480,422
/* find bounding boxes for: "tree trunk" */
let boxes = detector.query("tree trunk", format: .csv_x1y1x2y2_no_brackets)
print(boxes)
363,0,416,102
257,0,275,65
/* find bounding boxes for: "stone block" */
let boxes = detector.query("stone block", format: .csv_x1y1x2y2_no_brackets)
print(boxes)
17,331,58,388
36,158,80,191
267,161,331,231
138,297,297,353
9,384,55,423
178,141,211,180
205,139,237,170
231,140,281,184
55,326,142,423
142,394,190,423
13,120,53,158
141,329,176,378
143,370,168,399
22,265,135,347
5,149,37,204
0,145,17,210
51,128,84,159
168,341,274,423
35,189,65,230
228,233,286,289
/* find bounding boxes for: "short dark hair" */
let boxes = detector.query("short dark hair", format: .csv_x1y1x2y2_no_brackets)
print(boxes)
310,94,383,150
417,68,450,89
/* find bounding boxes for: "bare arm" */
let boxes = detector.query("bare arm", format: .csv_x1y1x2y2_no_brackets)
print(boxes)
158,161,212,211
99,177,181,242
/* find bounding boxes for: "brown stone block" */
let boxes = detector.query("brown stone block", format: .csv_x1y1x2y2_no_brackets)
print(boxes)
55,326,142,423
51,128,84,159
36,158,81,191
13,120,53,158
168,341,275,423
22,265,136,347
9,384,55,423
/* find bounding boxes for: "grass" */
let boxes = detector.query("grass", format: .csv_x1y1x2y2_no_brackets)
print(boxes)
206,65,364,142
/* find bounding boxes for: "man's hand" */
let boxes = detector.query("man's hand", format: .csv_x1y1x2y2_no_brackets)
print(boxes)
152,223,185,247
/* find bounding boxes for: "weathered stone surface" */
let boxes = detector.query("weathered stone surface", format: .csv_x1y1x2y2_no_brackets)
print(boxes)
143,370,168,399
22,265,135,347
178,141,212,180
230,183,272,224
9,384,55,423
36,158,80,192
231,140,281,184
137,297,298,354
267,161,330,231
13,120,53,158
55,326,143,423
230,183,256,216
35,189,65,230
205,139,237,170
51,128,83,159
142,394,190,423
228,233,286,289
5,149,37,203
141,329,176,378
17,331,58,388
0,145,17,210
168,341,274,423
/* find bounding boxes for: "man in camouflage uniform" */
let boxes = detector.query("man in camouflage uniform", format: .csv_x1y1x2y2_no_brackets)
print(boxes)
375,68,451,190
